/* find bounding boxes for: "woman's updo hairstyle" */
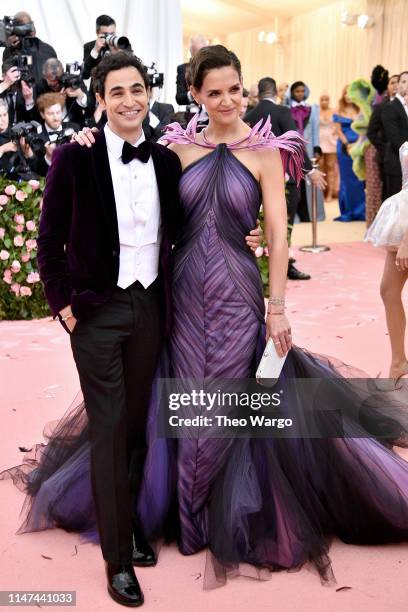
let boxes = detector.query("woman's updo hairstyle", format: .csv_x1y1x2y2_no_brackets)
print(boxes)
189,44,242,91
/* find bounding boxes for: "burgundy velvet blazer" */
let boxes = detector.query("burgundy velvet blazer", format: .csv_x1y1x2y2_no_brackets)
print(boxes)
37,129,182,335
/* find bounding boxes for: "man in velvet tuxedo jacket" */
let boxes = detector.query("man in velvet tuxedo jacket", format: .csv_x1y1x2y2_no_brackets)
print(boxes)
37,52,182,608
382,71,408,198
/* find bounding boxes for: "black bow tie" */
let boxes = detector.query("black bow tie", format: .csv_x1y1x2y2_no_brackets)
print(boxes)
47,131,61,136
121,139,151,164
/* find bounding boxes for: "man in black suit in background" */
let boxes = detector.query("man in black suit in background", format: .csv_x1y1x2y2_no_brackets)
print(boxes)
144,93,174,141
382,71,408,198
367,73,399,199
245,77,326,281
175,34,208,106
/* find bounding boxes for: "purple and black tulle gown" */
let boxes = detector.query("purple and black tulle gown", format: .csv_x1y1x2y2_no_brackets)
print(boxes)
2,117,408,587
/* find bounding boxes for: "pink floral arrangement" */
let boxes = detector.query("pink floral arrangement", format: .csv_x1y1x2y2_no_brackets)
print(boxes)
0,178,48,319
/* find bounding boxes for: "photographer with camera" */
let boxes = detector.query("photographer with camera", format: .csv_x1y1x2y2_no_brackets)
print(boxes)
0,114,44,180
82,15,117,80
32,92,79,175
1,11,57,84
0,57,35,124
0,98,18,175
83,15,133,116
34,59,89,127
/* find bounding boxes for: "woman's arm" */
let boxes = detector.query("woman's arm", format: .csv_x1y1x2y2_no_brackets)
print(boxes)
259,148,292,356
333,120,348,145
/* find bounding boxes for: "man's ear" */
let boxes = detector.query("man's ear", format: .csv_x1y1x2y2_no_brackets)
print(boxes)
95,92,106,111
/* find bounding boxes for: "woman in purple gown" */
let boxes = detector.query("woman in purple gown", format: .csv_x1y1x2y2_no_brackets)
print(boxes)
3,46,408,588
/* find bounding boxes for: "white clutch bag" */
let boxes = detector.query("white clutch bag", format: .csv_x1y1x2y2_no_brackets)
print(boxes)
256,338,288,387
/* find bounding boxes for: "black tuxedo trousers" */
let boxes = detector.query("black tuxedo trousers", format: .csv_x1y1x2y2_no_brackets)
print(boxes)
70,277,164,564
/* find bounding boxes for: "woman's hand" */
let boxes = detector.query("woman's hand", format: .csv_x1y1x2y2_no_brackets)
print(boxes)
71,126,99,147
266,313,292,357
396,241,408,271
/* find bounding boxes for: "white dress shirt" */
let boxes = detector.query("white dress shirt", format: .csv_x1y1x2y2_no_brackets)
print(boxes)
396,93,408,119
104,124,161,289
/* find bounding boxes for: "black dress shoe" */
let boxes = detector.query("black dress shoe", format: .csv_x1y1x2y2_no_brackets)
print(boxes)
106,562,144,607
287,262,311,280
132,532,157,567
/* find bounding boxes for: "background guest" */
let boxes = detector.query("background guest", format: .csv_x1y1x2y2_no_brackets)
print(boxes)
240,87,249,118
245,76,326,281
363,66,389,226
333,85,365,221
286,80,324,222
276,82,288,104
175,34,208,106
319,92,338,201
247,82,258,111
367,73,399,203
144,89,174,141
382,71,408,199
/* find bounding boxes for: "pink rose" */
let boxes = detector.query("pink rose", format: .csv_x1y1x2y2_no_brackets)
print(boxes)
4,185,16,196
0,228,5,239
20,286,32,297
3,272,12,285
21,253,30,263
26,239,37,251
27,272,40,284
26,220,36,231
0,195,9,206
15,190,27,202
0,249,9,260
15,224,24,233
11,283,20,295
14,213,25,224
11,260,21,273
14,235,24,247
28,179,40,190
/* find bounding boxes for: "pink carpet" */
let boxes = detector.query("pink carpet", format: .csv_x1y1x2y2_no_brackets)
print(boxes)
1,242,407,611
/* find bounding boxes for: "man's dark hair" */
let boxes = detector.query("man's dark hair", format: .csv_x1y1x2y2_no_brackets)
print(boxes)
242,87,249,97
189,45,241,91
96,14,116,32
2,55,19,74
398,71,408,81
258,77,277,98
92,52,149,98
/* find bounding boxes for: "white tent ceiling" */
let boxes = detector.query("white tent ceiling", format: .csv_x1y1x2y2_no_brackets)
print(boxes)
181,0,342,35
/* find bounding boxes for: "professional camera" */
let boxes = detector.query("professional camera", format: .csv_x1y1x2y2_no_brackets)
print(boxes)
10,120,44,154
104,33,131,51
15,54,35,87
147,63,164,89
58,61,82,90
52,126,75,146
0,16,34,46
